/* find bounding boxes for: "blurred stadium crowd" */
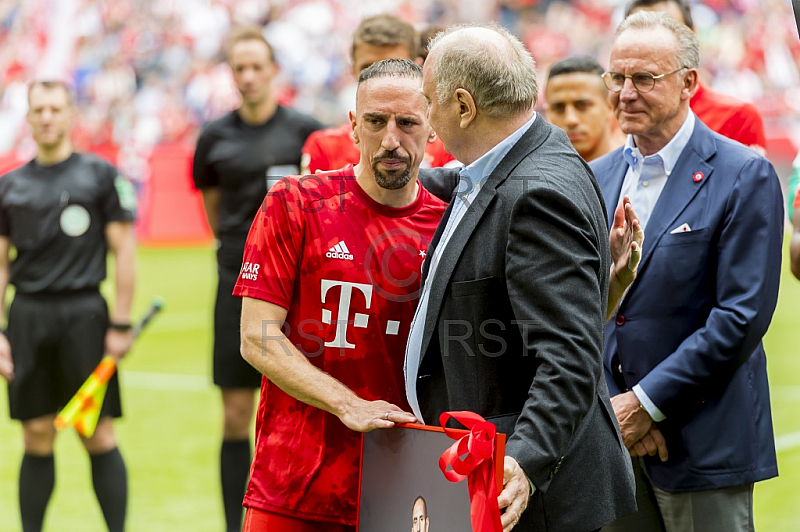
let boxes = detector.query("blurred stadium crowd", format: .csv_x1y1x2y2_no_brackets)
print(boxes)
1,0,799,182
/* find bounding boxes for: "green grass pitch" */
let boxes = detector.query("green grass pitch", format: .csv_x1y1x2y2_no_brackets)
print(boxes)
0,242,799,531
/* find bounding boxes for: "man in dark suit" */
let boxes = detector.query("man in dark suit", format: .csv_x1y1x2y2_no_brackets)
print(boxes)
591,12,782,532
405,24,637,532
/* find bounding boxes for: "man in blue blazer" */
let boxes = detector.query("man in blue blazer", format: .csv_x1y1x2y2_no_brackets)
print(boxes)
591,12,783,532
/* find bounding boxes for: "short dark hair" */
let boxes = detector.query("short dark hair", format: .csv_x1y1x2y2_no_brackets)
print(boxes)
352,14,418,60
227,25,276,64
358,58,422,86
413,495,427,517
418,26,443,62
625,0,694,30
28,80,73,105
548,56,605,82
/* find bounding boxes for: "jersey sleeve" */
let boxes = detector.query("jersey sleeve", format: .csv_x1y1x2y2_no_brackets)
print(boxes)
101,164,136,223
233,178,304,309
192,126,220,189
731,103,766,154
301,131,331,175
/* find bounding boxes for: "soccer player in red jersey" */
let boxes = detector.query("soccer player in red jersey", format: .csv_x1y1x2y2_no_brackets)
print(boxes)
235,58,444,531
301,14,456,175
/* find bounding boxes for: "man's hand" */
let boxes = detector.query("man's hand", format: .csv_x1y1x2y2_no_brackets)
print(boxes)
338,397,416,433
0,332,13,381
609,196,644,288
104,329,134,361
610,390,653,449
629,425,669,462
498,456,530,532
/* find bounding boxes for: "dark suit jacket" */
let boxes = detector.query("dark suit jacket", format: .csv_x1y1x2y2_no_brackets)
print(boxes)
412,118,636,532
590,119,781,492
418,167,460,204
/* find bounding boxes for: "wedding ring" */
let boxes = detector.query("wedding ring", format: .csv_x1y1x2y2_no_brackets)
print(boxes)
384,412,390,421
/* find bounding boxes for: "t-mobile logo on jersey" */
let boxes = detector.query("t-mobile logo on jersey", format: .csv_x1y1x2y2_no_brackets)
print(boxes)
240,262,261,281
320,279,402,349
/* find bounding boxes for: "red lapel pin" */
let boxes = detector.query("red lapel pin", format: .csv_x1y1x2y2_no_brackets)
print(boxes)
693,171,704,182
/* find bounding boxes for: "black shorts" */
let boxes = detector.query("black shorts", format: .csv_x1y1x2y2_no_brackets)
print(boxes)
214,265,262,388
7,290,122,421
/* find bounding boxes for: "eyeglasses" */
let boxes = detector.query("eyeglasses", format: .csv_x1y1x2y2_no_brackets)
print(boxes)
601,67,687,93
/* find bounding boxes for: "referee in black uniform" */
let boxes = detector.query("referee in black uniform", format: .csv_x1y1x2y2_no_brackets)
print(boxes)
192,26,321,532
0,81,136,532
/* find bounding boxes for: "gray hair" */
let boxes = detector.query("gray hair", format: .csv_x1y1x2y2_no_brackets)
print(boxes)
616,11,699,69
358,58,422,87
427,23,538,118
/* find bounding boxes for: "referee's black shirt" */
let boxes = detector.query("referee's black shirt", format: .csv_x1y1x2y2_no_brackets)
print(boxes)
0,153,135,294
192,106,322,269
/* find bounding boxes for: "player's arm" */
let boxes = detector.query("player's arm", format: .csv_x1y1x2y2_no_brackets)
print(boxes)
240,296,416,432
105,221,136,359
200,188,220,237
192,127,221,236
607,196,643,321
0,235,13,381
791,202,800,281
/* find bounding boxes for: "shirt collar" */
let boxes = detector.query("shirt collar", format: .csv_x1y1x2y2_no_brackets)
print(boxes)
458,113,537,196
623,111,696,177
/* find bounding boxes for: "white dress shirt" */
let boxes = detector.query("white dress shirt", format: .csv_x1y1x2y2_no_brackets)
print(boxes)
620,111,696,421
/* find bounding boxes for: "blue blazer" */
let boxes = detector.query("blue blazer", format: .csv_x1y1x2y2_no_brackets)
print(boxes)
590,119,782,492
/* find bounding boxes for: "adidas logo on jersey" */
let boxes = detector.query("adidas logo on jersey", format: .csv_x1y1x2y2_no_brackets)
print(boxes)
326,241,353,261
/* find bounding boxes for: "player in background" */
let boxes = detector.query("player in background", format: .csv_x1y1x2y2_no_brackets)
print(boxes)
236,58,442,532
544,56,625,162
301,14,456,175
0,80,136,532
191,26,322,532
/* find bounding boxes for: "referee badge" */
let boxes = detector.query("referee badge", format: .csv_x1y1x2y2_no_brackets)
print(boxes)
115,175,137,213
60,204,91,237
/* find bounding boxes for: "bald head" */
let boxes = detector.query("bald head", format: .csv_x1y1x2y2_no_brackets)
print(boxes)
426,24,538,118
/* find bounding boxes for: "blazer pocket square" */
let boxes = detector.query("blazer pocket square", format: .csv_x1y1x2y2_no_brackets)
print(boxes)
669,223,692,234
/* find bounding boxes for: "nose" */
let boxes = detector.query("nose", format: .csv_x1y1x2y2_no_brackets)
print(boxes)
619,77,638,102
381,119,401,151
564,105,579,126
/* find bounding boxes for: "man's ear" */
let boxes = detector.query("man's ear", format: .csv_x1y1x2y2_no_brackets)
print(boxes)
455,88,477,129
427,128,437,144
682,68,699,101
349,110,359,144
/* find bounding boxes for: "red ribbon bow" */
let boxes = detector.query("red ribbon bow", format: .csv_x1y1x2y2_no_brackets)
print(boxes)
438,411,502,532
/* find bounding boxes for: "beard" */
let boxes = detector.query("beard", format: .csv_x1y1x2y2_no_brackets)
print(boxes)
371,150,412,190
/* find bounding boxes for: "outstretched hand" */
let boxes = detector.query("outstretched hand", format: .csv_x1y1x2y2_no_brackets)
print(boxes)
610,196,644,287
607,196,644,321
338,397,416,433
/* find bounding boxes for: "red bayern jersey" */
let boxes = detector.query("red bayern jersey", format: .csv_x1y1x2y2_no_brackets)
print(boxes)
691,82,766,154
301,123,456,174
233,165,446,526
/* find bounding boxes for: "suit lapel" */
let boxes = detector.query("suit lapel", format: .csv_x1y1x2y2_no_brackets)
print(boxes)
417,118,552,362
603,159,628,228
636,122,716,275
